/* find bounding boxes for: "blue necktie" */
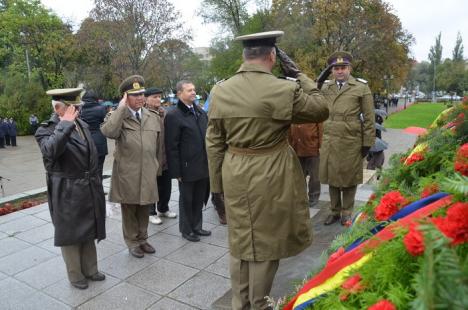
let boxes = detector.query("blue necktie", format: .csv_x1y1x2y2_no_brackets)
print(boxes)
135,111,141,122
189,106,197,119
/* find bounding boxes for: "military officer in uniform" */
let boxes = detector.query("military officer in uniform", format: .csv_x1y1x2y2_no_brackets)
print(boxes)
35,88,106,289
319,51,375,226
101,76,162,258
206,31,329,310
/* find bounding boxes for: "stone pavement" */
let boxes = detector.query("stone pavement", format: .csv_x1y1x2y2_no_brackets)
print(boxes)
0,130,416,309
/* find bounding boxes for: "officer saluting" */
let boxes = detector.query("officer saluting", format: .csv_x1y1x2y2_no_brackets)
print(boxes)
35,88,106,289
319,51,375,226
206,31,329,310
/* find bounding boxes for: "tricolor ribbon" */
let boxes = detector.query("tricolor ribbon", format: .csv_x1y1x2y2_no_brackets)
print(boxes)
284,193,451,310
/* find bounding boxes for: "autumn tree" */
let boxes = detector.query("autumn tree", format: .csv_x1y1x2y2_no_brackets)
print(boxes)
90,0,190,76
199,0,251,36
452,32,464,62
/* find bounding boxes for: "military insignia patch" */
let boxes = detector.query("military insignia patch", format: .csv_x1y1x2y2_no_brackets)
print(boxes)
337,57,344,64
133,82,141,89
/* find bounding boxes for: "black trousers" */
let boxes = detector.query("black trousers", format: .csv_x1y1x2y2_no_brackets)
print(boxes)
10,136,16,147
5,135,10,146
178,178,208,235
97,155,106,179
150,169,172,215
0,137,4,148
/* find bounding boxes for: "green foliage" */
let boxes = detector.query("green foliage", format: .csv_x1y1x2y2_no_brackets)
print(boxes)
441,174,468,201
383,103,447,129
411,224,468,310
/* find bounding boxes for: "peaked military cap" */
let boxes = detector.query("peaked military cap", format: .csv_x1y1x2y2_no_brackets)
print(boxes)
144,87,163,97
327,51,353,66
119,75,145,95
235,30,284,47
46,88,83,105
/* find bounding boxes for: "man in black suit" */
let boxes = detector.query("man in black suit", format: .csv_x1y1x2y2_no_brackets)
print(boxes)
80,90,108,178
165,80,211,242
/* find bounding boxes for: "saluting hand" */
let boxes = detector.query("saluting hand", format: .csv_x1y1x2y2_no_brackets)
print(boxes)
118,93,128,108
60,105,78,122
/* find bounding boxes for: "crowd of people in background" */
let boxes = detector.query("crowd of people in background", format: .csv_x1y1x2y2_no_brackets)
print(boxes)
0,117,17,148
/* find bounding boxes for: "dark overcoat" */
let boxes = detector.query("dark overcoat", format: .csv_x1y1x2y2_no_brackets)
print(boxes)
7,121,17,136
35,114,106,246
165,100,209,182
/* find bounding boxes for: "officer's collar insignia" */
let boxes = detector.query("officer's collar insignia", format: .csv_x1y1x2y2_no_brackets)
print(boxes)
133,82,141,89
336,57,344,64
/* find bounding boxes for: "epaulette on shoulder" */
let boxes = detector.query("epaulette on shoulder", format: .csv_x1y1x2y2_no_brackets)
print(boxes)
278,76,298,82
356,78,368,84
216,77,228,85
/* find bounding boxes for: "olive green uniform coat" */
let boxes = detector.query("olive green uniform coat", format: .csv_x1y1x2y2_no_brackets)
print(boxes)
319,76,375,187
101,106,163,205
206,63,329,261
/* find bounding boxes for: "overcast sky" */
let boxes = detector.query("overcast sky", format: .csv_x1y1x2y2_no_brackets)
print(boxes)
40,0,467,62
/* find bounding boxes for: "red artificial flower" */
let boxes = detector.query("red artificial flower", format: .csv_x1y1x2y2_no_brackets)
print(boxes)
403,223,425,256
375,191,408,221
454,162,468,176
459,143,468,158
421,184,439,198
368,299,397,310
404,152,425,166
432,202,468,245
340,273,365,301
327,247,345,265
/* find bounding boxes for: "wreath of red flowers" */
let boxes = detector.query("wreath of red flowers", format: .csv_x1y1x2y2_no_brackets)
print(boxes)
432,201,468,246
403,223,425,256
374,191,408,221
368,299,397,310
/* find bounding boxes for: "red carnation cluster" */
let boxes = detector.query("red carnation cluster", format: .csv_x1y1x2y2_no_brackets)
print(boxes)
404,152,425,166
327,247,345,265
374,191,408,221
403,223,425,256
368,299,397,310
340,273,365,301
432,202,468,246
454,143,468,176
421,184,439,198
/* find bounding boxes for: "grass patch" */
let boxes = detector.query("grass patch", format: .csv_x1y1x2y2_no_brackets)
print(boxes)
384,102,447,129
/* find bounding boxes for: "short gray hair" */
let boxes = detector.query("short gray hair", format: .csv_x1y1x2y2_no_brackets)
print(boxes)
176,80,194,93
242,46,275,61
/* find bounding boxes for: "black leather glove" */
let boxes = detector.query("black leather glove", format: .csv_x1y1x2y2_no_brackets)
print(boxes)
275,47,300,78
211,192,224,207
361,146,371,158
316,64,333,90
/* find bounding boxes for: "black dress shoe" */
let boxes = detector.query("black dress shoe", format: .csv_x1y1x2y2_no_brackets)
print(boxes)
140,242,156,253
182,232,200,242
71,279,88,289
129,246,145,258
324,214,341,225
194,229,211,236
86,272,106,281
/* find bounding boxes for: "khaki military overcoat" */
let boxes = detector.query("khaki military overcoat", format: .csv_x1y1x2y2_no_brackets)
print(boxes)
319,76,375,187
101,106,163,205
206,63,329,261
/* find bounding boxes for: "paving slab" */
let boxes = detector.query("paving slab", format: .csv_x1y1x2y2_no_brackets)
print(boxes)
148,297,199,310
96,239,126,261
0,245,57,275
14,255,67,289
0,214,48,235
0,277,38,310
146,232,188,258
43,274,120,308
19,203,49,215
33,209,52,222
0,236,32,258
15,222,54,244
200,225,228,248
77,282,161,310
168,271,231,310
205,252,230,279
16,291,71,310
127,259,199,295
99,250,159,280
37,237,62,255
166,242,228,270
0,210,27,225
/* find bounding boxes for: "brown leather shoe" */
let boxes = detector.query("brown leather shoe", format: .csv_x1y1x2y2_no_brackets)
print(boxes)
140,242,156,254
324,214,341,225
341,215,352,226
129,246,144,258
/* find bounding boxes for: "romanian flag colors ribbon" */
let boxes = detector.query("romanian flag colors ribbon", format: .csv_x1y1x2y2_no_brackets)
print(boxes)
284,193,452,310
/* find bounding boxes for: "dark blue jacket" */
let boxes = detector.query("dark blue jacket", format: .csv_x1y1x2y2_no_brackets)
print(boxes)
8,121,17,136
0,121,7,137
80,98,108,157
